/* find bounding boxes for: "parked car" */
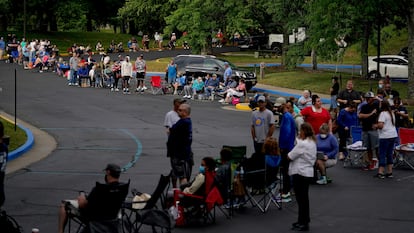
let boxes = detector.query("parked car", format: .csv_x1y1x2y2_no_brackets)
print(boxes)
367,55,408,81
173,55,257,90
398,47,408,58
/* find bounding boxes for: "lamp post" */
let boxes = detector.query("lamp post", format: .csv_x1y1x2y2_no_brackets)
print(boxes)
23,0,26,39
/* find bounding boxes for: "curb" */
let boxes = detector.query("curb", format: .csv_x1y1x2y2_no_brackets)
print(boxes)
251,86,331,105
0,114,35,161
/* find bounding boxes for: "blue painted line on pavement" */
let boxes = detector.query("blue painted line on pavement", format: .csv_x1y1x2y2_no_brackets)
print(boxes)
8,123,34,161
120,129,143,172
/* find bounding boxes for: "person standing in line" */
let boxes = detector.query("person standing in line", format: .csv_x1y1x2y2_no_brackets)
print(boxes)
336,80,361,110
0,121,8,207
251,95,275,154
300,95,332,135
167,103,193,188
0,37,5,61
330,76,340,112
358,91,381,171
336,103,358,160
166,59,177,85
288,123,317,232
223,62,232,83
375,101,398,179
164,98,186,135
68,52,79,86
134,54,147,92
278,98,296,203
121,55,133,94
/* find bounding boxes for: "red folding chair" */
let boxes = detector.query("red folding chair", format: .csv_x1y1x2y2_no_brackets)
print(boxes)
394,128,414,170
150,76,166,95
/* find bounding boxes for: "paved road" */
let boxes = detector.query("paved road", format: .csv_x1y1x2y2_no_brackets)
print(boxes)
1,50,414,233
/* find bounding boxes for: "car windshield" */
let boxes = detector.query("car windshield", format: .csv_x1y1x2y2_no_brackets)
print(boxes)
216,58,238,69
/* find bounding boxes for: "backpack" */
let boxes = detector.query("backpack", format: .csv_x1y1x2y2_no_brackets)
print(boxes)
0,210,22,233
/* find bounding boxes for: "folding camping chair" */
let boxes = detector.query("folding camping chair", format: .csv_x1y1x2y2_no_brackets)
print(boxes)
243,154,282,213
174,170,225,226
217,145,247,216
65,180,130,233
150,76,168,95
344,126,368,168
394,128,414,170
121,174,173,233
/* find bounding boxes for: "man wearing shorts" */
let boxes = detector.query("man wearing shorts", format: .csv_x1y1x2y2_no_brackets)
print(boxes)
358,92,380,170
167,103,193,188
135,54,146,92
121,55,133,94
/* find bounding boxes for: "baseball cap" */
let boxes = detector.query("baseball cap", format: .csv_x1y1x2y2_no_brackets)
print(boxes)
257,96,266,102
104,163,121,175
274,97,287,107
364,91,375,98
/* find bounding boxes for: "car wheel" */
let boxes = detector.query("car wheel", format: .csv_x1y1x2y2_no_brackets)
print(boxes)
272,47,282,56
367,70,381,80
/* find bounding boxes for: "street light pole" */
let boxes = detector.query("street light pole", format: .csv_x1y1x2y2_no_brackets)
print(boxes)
23,0,26,39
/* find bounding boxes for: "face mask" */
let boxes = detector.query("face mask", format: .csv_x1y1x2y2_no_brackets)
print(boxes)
378,84,383,89
320,134,327,139
199,166,205,174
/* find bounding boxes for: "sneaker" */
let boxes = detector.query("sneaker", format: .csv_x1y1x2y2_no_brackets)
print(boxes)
115,88,119,92
373,173,385,179
111,88,114,92
385,173,393,178
136,87,141,92
275,192,292,203
316,176,327,185
218,99,225,103
68,83,72,86
142,86,148,90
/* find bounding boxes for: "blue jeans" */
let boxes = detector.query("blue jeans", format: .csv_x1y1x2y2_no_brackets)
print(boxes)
378,137,397,167
70,70,77,84
330,95,337,109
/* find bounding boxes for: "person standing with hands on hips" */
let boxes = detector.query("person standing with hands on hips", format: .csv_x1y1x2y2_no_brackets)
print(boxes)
288,123,317,231
251,95,275,154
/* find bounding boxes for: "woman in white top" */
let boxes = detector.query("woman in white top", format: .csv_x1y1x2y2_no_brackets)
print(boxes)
288,122,317,231
376,101,398,179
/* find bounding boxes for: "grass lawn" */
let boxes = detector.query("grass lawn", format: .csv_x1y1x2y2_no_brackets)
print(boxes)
0,118,27,152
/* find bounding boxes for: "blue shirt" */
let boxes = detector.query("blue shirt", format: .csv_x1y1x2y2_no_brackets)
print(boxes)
167,64,177,79
279,112,296,151
0,40,5,50
224,67,232,82
316,134,339,159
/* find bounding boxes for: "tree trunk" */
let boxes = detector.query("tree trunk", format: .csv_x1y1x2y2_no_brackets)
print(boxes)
281,30,289,67
86,14,93,32
311,48,317,70
0,15,7,31
360,22,372,79
407,4,414,99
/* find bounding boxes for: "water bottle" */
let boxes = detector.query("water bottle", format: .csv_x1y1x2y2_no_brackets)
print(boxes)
240,166,245,181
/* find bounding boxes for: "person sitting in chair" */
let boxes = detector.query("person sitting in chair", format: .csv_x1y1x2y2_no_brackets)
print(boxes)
315,123,339,185
58,163,128,233
181,157,216,195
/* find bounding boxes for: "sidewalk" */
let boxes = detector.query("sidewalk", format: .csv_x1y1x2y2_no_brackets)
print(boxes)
1,111,57,175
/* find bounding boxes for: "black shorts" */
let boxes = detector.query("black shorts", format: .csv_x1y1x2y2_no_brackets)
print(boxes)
136,72,145,80
170,157,192,179
123,76,130,81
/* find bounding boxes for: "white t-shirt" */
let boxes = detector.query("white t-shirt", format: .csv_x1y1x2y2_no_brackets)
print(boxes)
378,111,398,139
164,110,180,128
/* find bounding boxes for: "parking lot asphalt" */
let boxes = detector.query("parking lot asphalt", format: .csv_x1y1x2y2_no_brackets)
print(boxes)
1,50,414,233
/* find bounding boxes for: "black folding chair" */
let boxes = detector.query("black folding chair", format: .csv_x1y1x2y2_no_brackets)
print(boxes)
65,180,130,233
121,174,173,233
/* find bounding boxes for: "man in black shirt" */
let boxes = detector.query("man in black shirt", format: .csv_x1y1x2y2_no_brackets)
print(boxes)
337,80,361,110
358,92,380,170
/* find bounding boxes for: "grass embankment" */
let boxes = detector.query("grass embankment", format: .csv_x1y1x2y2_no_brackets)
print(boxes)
0,118,27,152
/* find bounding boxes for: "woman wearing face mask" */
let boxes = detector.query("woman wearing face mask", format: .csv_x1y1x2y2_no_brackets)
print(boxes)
315,123,338,185
182,157,216,195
